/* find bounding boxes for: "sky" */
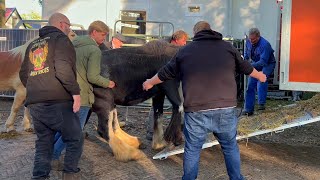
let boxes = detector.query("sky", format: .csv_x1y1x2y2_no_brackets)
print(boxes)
6,0,42,15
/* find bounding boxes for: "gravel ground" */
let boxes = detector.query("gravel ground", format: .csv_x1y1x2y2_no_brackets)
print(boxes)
0,98,319,180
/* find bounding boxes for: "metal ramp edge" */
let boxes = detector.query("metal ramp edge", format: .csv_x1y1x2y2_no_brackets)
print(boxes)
153,114,320,160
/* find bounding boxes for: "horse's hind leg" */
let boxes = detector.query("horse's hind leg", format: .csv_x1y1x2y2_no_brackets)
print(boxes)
92,87,114,141
151,93,167,150
22,107,32,132
5,85,26,132
162,80,183,146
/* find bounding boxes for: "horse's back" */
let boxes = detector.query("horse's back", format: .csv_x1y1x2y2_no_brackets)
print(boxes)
100,40,179,105
0,51,23,89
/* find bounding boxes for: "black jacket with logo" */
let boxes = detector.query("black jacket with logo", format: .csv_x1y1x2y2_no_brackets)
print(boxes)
19,26,80,105
158,30,254,112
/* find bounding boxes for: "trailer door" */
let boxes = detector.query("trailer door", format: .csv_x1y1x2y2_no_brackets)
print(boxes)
280,0,320,92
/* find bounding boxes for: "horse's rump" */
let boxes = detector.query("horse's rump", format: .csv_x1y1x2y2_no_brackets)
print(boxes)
0,37,36,84
0,52,23,82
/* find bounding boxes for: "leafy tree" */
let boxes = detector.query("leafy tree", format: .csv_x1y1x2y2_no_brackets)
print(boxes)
21,11,41,20
21,11,41,29
0,0,5,28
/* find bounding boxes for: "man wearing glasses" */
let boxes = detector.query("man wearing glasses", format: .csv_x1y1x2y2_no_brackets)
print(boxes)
242,28,276,116
19,13,83,179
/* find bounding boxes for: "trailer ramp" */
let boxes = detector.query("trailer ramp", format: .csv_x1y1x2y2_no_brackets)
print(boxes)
153,113,320,160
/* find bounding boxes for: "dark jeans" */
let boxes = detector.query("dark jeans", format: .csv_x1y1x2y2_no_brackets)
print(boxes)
28,102,83,179
182,108,244,180
53,106,90,160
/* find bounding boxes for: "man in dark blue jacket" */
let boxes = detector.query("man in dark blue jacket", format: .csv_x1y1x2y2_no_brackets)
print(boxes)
243,28,276,116
142,21,267,180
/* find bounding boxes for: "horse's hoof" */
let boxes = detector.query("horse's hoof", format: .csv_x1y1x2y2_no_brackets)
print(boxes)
25,128,33,132
152,142,167,150
6,128,16,133
6,125,15,133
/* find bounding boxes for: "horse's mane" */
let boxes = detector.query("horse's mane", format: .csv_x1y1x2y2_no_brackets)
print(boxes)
8,36,39,61
140,40,178,56
103,40,178,57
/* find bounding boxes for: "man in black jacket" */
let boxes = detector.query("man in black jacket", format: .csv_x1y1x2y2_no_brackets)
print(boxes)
19,13,83,180
143,21,266,180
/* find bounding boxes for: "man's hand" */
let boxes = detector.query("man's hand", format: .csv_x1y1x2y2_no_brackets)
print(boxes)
257,71,267,83
108,81,116,88
72,95,81,113
249,68,267,83
143,79,154,91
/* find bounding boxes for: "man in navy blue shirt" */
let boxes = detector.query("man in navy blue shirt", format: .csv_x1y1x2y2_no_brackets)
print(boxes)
243,28,276,116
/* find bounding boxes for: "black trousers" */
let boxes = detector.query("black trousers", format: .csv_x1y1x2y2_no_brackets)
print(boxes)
28,101,83,179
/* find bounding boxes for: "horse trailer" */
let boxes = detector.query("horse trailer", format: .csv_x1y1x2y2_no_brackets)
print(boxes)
154,0,320,160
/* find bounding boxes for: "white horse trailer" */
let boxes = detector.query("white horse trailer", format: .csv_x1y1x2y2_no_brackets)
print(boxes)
154,0,320,160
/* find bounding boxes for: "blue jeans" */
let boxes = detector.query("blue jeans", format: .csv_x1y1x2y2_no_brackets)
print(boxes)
28,102,83,179
52,106,90,160
182,108,244,180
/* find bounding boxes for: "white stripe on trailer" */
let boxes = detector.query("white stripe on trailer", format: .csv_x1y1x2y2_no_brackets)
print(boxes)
153,114,320,160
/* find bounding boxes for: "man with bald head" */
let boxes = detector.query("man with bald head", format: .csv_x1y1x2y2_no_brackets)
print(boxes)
20,13,83,179
142,21,267,180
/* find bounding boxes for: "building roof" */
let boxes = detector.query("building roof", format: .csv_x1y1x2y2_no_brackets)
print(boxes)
5,8,15,19
5,7,27,28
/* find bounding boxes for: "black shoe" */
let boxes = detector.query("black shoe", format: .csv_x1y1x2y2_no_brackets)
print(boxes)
258,104,265,110
241,111,254,116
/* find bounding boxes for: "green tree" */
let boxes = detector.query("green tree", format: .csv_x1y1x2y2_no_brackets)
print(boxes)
21,11,41,20
0,0,5,28
21,11,41,29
